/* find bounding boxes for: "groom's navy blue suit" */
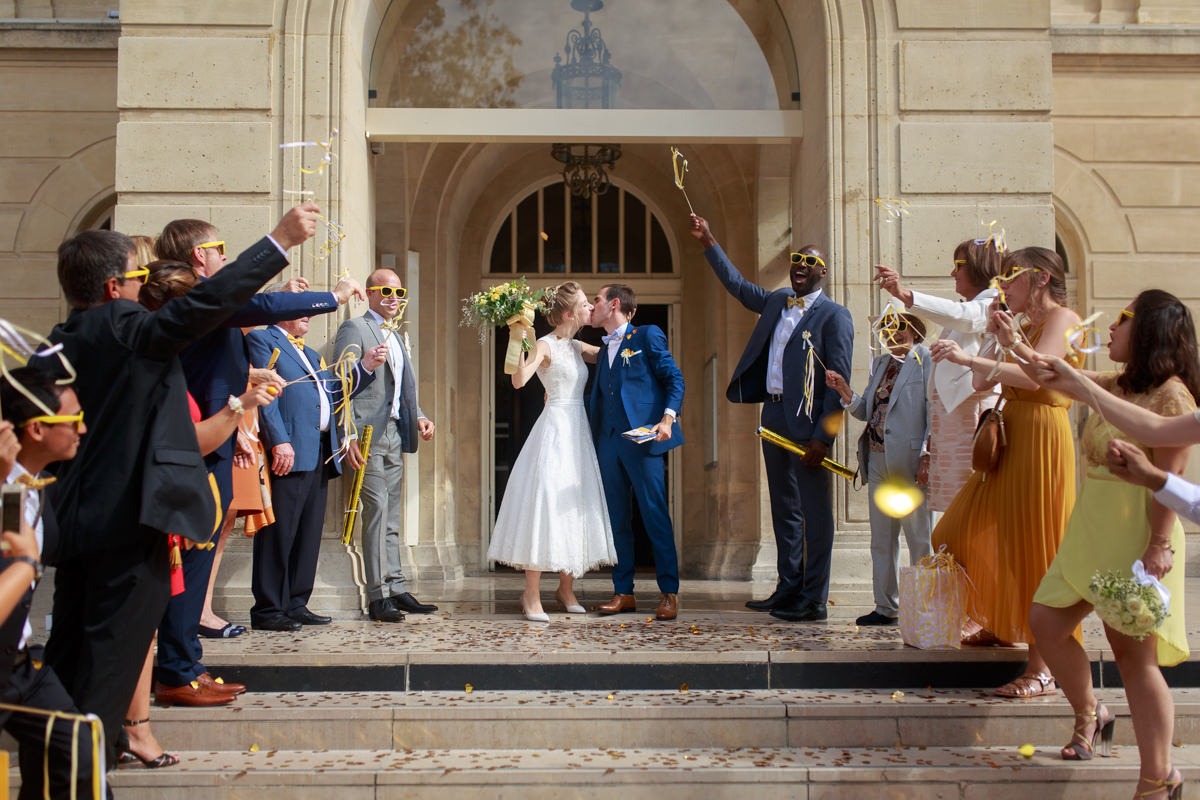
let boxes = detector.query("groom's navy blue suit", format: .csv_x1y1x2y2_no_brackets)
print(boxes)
703,244,854,609
588,323,685,594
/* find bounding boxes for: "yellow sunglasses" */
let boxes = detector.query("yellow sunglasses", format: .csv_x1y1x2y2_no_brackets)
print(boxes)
1117,308,1134,326
123,267,150,284
368,286,407,299
996,266,1042,284
22,410,84,431
952,259,967,273
197,240,225,256
790,253,826,269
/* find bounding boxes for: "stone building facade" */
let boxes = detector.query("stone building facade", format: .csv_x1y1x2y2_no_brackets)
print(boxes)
2,0,1199,588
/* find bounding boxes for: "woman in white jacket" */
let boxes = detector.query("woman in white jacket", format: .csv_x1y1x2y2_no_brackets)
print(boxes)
874,238,1005,513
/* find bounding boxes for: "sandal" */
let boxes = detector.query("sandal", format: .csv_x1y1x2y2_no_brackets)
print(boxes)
121,718,180,769
961,629,1012,647
994,671,1056,698
1134,767,1183,799
199,623,247,639
1060,701,1114,760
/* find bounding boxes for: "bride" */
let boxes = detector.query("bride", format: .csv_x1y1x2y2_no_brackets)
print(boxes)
487,281,617,621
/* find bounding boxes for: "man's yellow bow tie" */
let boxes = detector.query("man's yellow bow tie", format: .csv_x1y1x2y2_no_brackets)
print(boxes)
287,335,305,348
787,296,806,309
17,474,55,491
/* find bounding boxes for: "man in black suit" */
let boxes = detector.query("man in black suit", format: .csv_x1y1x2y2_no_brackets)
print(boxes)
44,204,319,760
0,367,101,798
689,214,854,622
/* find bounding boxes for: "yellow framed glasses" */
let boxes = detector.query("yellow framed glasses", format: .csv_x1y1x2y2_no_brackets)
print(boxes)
790,253,826,269
368,286,406,299
123,267,149,284
996,266,1041,284
197,240,225,256
1117,308,1135,326
22,410,84,431
952,259,967,273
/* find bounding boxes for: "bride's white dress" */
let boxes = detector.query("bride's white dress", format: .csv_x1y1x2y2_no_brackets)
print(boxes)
487,334,616,576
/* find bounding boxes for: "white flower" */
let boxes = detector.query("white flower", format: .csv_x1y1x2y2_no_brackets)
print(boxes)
1126,597,1145,615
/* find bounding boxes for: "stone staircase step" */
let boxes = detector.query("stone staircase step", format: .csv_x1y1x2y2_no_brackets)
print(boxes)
38,689,1200,753
92,745,1200,799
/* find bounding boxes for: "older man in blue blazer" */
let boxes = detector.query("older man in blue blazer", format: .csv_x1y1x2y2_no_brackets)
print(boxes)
690,214,854,622
246,317,386,631
588,284,685,621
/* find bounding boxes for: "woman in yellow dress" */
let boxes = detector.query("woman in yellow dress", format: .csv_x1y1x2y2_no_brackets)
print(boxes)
928,246,1081,697
1031,290,1197,800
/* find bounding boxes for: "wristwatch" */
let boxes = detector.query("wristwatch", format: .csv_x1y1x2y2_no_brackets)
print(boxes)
11,555,42,582
227,395,246,415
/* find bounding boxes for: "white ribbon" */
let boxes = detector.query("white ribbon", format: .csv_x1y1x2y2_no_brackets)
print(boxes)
1131,559,1171,614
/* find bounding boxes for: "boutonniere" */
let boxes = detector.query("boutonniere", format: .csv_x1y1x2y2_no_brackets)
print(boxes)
620,348,642,366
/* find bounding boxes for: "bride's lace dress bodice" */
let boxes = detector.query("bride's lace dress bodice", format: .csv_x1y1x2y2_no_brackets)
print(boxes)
536,335,587,405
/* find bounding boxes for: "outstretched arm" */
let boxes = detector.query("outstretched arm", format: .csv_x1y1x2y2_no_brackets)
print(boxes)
689,214,771,313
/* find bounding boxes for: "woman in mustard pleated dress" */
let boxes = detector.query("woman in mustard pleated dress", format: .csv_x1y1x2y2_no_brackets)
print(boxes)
928,246,1081,698
1030,290,1197,800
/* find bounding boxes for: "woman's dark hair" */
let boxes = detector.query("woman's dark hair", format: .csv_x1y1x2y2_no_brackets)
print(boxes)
138,260,198,311
1117,289,1200,402
952,238,1004,291
1001,246,1067,305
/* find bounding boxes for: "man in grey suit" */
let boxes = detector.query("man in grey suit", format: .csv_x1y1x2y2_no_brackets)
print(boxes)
334,268,437,622
826,307,933,626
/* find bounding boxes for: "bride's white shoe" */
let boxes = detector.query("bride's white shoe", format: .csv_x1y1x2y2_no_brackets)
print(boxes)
556,591,585,614
522,609,550,622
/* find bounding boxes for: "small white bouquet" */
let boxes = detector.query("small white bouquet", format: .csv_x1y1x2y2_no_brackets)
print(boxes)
1089,560,1170,641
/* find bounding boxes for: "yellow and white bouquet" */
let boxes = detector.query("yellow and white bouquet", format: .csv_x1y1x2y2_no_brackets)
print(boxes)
460,277,552,374
1089,561,1170,641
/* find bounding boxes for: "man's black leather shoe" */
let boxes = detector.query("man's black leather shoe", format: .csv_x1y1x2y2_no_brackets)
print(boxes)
391,593,438,614
770,602,828,622
252,613,302,632
368,599,405,623
855,610,897,626
746,589,789,611
288,608,332,626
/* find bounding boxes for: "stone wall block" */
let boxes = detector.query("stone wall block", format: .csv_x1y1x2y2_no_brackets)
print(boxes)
113,204,270,253
1092,258,1200,299
118,37,271,109
1128,211,1200,253
1094,165,1195,207
0,209,22,251
0,65,117,112
1054,74,1200,118
1054,152,1133,253
0,162,56,204
0,112,116,159
899,203,1054,277
116,121,271,193
894,0,1050,29
899,122,1054,194
118,0,277,26
901,41,1051,111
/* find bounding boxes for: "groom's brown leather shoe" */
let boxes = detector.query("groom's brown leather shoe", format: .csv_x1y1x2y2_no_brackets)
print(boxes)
597,594,636,615
655,593,678,620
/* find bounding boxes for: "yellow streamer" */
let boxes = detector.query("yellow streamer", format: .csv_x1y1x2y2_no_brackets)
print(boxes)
874,197,911,221
0,319,77,417
669,146,695,214
342,424,374,545
0,700,105,799
757,426,856,481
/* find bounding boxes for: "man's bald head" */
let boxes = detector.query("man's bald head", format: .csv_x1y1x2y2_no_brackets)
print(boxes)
367,268,403,319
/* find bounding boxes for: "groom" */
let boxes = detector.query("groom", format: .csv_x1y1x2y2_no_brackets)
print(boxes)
588,284,685,621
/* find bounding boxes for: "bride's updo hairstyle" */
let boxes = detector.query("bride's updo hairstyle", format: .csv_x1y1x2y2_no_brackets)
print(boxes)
546,280,584,326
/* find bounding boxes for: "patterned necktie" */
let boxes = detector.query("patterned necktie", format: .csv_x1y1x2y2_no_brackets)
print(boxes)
286,334,305,349
787,296,806,309
601,330,622,345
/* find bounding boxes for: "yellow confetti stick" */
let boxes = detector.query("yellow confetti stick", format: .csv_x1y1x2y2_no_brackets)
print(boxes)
669,146,695,215
757,426,856,481
342,424,374,545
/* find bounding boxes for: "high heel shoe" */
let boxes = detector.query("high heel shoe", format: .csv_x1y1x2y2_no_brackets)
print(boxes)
555,590,585,614
1060,701,1114,760
1134,767,1183,799
522,609,550,622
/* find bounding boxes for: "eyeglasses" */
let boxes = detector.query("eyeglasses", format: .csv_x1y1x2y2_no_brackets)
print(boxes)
123,267,149,285
1117,309,1135,326
22,410,84,432
996,266,1041,284
952,259,967,274
197,241,225,256
790,253,826,269
368,286,406,299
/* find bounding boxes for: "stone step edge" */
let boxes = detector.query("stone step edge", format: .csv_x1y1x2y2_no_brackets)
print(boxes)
84,745,1200,788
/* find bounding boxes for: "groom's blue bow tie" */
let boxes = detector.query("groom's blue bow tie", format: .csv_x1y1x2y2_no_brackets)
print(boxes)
601,330,622,345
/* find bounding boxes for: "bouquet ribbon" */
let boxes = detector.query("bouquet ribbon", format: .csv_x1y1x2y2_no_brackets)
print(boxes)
1132,559,1171,614
503,303,536,375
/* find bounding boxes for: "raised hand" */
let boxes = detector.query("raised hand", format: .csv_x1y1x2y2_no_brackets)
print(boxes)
334,277,367,305
688,214,716,248
873,265,912,306
825,370,852,404
270,202,321,250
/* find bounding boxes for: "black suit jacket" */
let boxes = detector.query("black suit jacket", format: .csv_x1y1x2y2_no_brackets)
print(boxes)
47,237,290,557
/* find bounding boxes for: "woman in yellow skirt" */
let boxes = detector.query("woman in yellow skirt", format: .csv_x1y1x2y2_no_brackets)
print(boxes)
929,246,1081,698
1031,290,1197,800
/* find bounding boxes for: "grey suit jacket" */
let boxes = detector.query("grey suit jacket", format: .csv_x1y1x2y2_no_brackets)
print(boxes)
333,312,424,454
845,345,932,480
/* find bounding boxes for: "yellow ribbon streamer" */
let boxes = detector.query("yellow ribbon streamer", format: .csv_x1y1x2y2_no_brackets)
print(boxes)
0,700,105,799
669,146,695,214
874,197,911,221
503,304,536,375
1065,311,1104,355
0,318,77,417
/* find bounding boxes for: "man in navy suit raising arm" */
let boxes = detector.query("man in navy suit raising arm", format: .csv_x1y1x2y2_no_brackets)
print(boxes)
689,214,854,623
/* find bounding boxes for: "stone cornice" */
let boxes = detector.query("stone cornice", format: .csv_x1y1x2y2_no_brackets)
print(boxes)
0,19,119,50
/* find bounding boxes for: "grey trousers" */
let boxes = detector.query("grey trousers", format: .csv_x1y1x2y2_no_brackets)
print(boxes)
867,454,933,617
359,420,408,601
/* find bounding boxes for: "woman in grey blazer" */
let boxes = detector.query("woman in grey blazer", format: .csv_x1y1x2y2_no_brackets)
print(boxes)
827,308,932,626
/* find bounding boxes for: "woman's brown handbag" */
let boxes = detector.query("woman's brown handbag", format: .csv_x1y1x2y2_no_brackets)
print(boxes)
971,403,1007,478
